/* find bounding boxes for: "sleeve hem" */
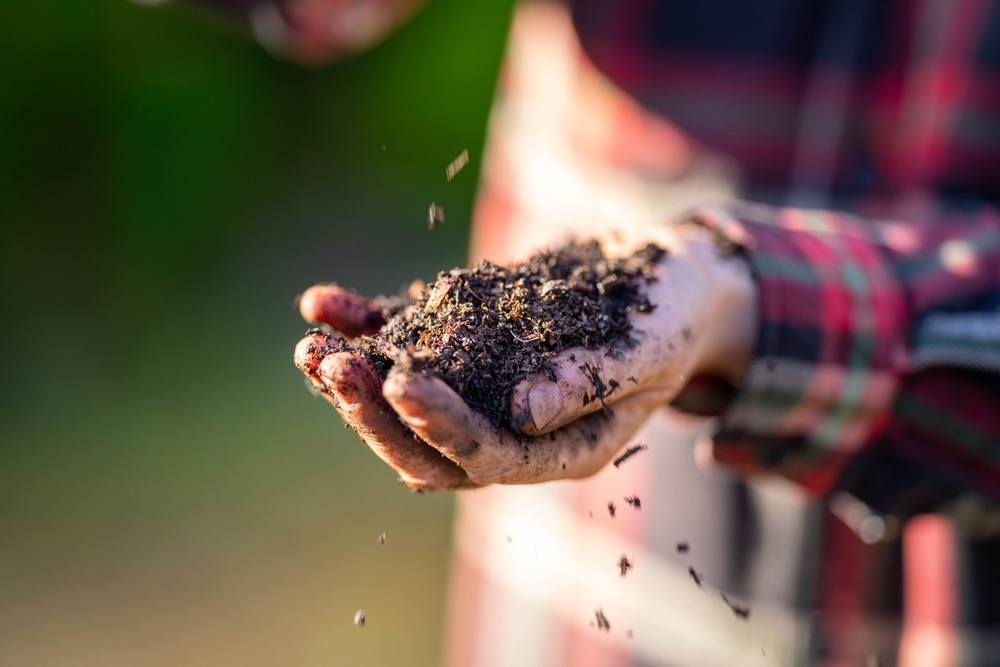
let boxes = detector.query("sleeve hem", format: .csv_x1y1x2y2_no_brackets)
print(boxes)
680,204,909,494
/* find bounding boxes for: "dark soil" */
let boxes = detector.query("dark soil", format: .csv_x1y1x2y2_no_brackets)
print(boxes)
612,443,648,468
618,554,633,578
720,593,751,620
346,240,664,430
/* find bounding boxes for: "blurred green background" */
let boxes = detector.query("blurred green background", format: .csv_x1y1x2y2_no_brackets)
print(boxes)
0,1,512,664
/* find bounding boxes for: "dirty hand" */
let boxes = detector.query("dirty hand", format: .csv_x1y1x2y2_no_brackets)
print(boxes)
508,225,757,439
293,225,757,490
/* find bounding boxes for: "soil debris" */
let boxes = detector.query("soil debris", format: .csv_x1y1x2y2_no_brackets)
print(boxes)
607,501,617,518
594,608,611,631
618,554,633,578
428,203,445,230
624,495,641,510
580,362,617,416
446,149,469,181
720,593,751,620
676,542,689,553
613,443,649,468
354,609,366,627
332,240,663,430
688,566,703,587
377,532,386,546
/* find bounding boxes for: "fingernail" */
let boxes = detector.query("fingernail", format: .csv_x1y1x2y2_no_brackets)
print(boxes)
528,381,563,431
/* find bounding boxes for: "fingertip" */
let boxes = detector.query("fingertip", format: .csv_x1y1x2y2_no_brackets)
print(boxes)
318,351,386,407
380,369,409,405
383,371,476,450
294,331,338,376
316,354,356,405
527,381,564,433
298,285,331,323
293,336,316,374
399,469,478,491
299,284,385,337
511,379,564,435
382,371,430,422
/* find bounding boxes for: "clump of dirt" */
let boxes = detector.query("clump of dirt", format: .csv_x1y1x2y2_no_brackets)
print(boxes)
346,240,663,429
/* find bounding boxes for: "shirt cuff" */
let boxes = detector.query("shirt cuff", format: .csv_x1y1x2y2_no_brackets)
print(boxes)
682,203,910,495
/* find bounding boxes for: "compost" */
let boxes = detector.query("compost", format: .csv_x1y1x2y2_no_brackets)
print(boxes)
341,240,664,429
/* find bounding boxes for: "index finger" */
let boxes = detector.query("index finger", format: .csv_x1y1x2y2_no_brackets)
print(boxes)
298,284,386,338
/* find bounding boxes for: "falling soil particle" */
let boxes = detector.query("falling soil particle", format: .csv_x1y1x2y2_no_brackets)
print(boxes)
354,610,366,627
676,542,689,553
618,554,633,578
377,533,386,546
594,609,611,631
607,501,617,518
688,566,704,587
720,593,751,620
428,203,445,230
613,443,649,468
328,240,663,430
624,495,641,510
445,149,469,181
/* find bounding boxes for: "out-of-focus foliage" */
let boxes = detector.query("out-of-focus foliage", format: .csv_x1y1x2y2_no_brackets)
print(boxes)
0,1,512,664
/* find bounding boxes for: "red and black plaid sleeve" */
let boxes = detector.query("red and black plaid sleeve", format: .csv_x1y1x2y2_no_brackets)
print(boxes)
683,203,1000,499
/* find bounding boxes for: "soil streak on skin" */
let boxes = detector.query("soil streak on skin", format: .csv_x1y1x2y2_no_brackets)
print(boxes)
339,240,664,431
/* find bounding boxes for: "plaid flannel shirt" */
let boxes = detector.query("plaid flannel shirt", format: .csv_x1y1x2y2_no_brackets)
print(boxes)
450,2,1000,665
566,0,1000,505
687,203,1000,504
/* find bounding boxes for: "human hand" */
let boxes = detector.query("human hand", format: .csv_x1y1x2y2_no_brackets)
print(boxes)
508,225,757,437
293,226,756,490
294,282,676,488
181,0,424,65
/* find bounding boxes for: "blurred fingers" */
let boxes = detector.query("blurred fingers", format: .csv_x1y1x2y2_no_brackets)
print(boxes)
315,350,474,490
294,330,344,383
384,370,670,484
382,371,511,483
298,284,385,338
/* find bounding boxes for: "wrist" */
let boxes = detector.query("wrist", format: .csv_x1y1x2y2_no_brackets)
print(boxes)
668,228,758,384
